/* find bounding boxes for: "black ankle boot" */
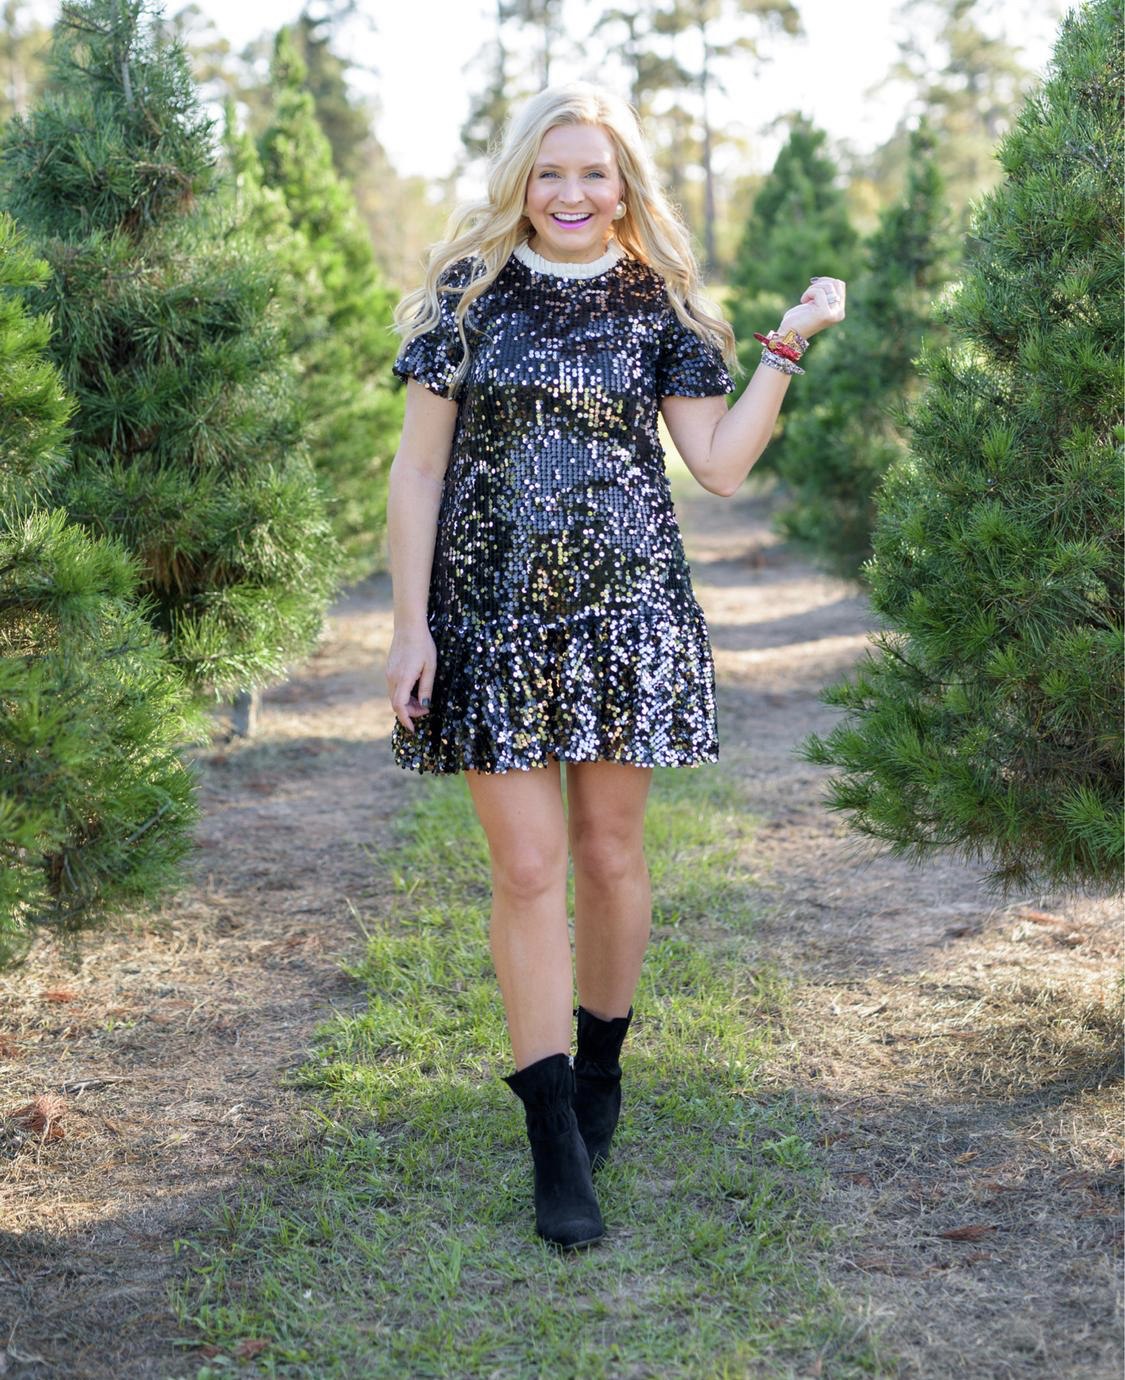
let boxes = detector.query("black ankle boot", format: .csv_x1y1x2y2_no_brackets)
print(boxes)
573,1005,634,1172
502,1052,604,1249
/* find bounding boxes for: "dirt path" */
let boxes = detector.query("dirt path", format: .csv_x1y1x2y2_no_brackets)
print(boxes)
0,582,419,1378
683,477,1122,1380
1,477,1119,1379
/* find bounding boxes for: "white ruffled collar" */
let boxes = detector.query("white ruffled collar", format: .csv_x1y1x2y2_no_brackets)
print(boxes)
513,237,624,279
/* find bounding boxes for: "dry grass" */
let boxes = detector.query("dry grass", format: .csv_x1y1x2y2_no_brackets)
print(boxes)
682,476,1123,1380
744,891,1123,1380
1,481,1120,1379
0,585,409,1378
783,911,1120,1101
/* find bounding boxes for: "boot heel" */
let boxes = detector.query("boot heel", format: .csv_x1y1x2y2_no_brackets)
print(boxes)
503,1052,604,1249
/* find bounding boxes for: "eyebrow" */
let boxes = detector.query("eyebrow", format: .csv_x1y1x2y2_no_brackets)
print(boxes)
533,161,610,169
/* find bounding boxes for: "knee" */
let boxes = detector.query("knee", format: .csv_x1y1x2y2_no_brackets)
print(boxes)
491,844,566,901
570,829,644,888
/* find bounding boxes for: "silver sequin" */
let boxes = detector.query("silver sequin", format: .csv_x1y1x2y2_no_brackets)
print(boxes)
391,247,735,774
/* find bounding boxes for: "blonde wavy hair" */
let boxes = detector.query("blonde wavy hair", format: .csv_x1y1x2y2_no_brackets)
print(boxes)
393,80,738,400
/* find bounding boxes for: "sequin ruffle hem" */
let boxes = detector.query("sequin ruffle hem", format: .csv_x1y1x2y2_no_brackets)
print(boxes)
391,603,720,775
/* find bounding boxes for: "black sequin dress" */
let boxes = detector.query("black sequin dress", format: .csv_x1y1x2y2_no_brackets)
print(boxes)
391,237,735,775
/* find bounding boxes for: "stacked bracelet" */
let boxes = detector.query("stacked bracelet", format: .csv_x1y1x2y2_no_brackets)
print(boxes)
754,326,809,375
760,349,802,375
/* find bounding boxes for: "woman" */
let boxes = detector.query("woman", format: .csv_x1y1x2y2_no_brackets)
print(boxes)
384,81,845,1250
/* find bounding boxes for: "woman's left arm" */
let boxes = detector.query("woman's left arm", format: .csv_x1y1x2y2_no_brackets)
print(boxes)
661,276,847,498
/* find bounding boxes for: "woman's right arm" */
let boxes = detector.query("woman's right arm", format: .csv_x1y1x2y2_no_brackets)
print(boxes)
385,377,459,733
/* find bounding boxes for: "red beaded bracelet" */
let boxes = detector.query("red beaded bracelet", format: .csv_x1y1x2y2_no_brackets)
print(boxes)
753,327,809,362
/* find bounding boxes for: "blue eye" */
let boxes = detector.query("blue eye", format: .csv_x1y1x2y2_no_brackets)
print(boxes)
539,170,607,178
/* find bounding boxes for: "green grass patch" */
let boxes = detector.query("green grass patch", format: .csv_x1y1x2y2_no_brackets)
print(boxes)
169,765,891,1379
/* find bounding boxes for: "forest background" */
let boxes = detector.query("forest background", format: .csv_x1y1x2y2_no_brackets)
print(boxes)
8,0,1064,289
0,3,1119,1374
3,0,1118,952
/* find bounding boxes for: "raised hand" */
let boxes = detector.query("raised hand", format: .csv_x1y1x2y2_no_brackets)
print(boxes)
780,276,847,340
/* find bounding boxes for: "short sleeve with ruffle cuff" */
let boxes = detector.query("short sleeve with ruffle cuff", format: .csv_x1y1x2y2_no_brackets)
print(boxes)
656,305,735,398
392,258,477,399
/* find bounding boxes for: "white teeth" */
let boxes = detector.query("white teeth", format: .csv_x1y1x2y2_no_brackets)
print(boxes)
553,213,591,221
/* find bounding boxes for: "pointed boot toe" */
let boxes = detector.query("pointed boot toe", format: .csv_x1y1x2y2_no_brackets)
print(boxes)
503,1051,604,1249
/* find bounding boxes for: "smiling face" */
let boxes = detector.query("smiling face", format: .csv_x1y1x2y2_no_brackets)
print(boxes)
523,122,624,264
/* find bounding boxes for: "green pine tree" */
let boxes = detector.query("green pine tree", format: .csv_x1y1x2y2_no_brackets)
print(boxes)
0,0,343,698
801,0,1124,893
859,0,1042,239
287,8,374,184
222,95,294,248
254,25,402,584
773,119,959,579
0,212,207,969
727,115,863,475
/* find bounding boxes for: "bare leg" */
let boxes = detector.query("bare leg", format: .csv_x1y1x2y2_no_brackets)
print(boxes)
565,760,654,1021
464,755,572,1071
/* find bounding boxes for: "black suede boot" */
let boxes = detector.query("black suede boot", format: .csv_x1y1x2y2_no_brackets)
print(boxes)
573,1004,634,1172
502,1051,604,1249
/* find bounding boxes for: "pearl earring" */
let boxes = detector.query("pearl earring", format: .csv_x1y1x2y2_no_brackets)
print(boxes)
613,201,626,220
